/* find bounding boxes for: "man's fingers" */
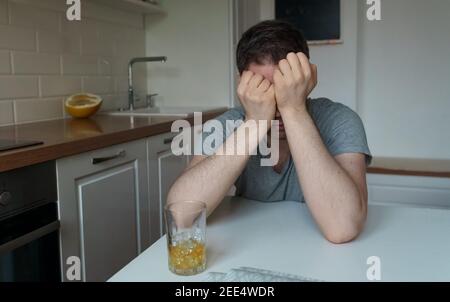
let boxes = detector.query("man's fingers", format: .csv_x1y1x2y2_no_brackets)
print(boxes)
258,79,271,91
297,52,311,81
265,84,275,99
239,70,254,86
273,68,284,85
286,52,302,80
237,71,254,97
278,59,294,80
248,73,264,88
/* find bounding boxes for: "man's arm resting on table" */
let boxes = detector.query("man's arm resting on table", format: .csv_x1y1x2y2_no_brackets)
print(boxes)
167,120,267,216
273,52,367,244
168,70,276,217
282,108,368,244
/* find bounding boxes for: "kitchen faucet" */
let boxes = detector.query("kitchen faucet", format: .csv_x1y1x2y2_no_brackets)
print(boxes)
128,56,167,111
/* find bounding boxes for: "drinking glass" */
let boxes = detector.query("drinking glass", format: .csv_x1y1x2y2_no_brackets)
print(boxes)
164,200,207,275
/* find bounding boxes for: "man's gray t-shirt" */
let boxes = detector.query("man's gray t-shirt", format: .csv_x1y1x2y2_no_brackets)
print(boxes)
201,98,371,202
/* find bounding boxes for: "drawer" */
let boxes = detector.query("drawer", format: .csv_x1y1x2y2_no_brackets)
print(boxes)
57,139,147,176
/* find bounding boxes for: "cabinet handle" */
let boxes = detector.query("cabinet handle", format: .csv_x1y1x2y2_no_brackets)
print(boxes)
92,150,126,165
163,137,175,145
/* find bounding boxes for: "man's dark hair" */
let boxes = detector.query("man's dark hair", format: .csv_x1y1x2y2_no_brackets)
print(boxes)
236,20,310,74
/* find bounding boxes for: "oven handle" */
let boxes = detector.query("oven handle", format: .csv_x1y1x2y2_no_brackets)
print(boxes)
0,221,60,254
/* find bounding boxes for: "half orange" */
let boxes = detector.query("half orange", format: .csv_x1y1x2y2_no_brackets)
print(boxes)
65,93,102,118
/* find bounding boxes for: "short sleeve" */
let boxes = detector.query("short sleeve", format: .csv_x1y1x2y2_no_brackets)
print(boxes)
313,100,372,165
197,107,245,156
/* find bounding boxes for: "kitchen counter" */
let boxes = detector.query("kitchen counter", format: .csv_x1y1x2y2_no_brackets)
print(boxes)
368,157,450,178
0,108,226,173
109,197,450,282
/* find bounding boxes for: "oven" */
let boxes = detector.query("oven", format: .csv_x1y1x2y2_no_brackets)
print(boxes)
0,161,61,282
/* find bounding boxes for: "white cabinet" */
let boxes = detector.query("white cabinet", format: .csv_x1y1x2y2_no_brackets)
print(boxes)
57,139,149,282
57,131,192,281
147,132,190,244
367,173,450,209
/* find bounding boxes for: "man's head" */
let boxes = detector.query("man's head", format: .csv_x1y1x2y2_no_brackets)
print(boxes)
236,20,310,82
236,20,310,140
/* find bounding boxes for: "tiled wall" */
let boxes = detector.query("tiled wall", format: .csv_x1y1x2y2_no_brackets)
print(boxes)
0,0,147,125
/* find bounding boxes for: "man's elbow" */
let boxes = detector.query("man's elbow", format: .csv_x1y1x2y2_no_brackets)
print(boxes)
323,218,365,244
166,180,182,204
323,228,360,244
324,197,367,244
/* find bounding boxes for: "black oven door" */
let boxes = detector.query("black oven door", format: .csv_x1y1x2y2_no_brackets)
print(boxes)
0,202,61,282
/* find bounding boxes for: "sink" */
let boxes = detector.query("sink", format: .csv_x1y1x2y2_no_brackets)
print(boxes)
102,106,227,117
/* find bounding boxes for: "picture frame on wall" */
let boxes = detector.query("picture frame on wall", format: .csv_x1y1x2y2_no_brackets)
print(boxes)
275,0,342,45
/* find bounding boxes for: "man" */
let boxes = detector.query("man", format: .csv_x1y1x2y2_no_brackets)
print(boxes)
167,20,371,244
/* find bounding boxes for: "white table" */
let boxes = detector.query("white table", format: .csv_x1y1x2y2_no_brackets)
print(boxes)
109,197,450,282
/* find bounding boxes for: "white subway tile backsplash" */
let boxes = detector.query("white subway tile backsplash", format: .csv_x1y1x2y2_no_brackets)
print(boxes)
0,75,38,99
84,1,143,29
60,17,98,37
98,94,122,112
115,31,145,58
1,1,144,124
112,56,133,75
83,76,114,94
0,25,36,50
81,32,114,57
62,35,82,55
62,54,98,75
0,50,10,73
12,51,60,74
37,31,62,53
80,32,98,55
98,57,112,75
40,76,81,97
115,76,129,93
9,1,60,31
0,100,14,125
37,30,81,54
96,21,120,39
0,0,7,25
14,97,63,123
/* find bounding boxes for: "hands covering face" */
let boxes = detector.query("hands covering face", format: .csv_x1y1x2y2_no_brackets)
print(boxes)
237,70,276,123
238,52,317,122
273,52,317,114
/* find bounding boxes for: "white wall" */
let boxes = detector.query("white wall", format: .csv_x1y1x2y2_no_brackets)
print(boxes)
145,0,233,108
0,0,147,125
358,0,450,159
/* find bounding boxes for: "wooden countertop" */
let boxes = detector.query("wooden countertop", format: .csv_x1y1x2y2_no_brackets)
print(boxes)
368,157,450,178
0,109,226,173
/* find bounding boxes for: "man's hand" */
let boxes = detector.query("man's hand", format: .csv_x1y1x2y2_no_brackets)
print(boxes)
273,52,317,114
237,70,276,124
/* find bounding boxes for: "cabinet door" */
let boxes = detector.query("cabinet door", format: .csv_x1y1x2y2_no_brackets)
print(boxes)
57,139,149,282
148,132,190,244
77,162,138,282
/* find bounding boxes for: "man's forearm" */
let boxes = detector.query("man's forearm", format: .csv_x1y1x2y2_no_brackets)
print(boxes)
281,107,366,243
167,120,267,216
